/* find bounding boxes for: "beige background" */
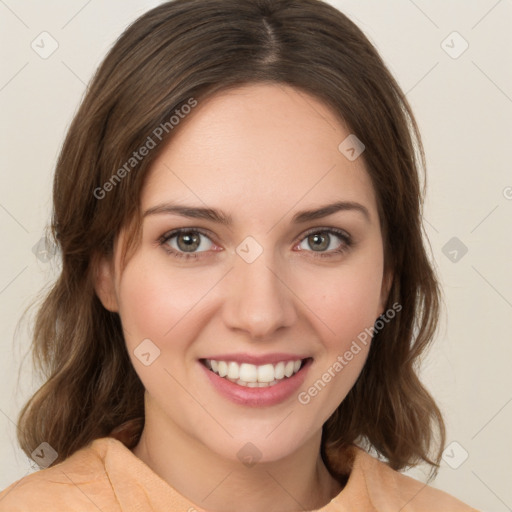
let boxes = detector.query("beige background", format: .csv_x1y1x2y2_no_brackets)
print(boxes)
1,1,511,510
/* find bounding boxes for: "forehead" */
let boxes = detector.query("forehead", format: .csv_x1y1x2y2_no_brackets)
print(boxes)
141,83,378,224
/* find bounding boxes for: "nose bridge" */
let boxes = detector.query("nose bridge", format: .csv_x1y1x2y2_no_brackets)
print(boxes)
222,240,296,338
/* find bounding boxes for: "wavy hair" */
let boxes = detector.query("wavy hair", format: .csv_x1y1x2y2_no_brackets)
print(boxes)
16,0,445,479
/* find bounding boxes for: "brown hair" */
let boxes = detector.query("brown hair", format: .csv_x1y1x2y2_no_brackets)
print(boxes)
16,0,445,479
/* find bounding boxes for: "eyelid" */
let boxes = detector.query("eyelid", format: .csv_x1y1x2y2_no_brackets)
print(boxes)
158,227,218,245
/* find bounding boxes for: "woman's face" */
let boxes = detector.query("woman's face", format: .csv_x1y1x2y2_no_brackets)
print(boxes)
96,83,391,463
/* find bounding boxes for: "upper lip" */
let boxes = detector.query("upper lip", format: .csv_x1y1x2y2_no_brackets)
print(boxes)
200,353,311,365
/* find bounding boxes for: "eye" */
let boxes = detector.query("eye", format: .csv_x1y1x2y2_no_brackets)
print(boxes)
296,228,352,257
159,229,216,259
158,227,352,261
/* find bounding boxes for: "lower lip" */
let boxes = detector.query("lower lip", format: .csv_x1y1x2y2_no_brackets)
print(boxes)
199,358,312,407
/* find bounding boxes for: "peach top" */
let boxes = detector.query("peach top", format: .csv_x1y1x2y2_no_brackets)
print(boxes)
0,437,479,511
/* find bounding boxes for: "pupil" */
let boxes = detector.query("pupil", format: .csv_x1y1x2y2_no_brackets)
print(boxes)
178,232,200,252
309,233,328,251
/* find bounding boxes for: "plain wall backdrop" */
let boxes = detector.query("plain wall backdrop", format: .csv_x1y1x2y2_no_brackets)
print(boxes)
1,1,511,510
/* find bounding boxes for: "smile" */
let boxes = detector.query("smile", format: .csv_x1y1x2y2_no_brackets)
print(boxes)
199,356,313,406
201,358,309,387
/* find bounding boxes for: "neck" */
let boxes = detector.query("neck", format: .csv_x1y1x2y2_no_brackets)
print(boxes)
132,409,344,512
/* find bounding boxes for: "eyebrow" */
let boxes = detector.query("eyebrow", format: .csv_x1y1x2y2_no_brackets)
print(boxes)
142,200,370,225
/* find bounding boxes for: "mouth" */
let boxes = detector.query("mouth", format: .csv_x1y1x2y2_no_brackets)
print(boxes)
200,357,312,388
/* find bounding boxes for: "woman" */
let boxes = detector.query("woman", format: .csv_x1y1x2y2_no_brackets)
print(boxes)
0,0,479,510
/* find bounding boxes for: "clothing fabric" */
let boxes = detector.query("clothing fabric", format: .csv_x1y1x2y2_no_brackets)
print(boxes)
0,436,479,511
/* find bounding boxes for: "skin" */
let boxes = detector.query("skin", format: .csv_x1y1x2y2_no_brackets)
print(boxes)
95,83,392,512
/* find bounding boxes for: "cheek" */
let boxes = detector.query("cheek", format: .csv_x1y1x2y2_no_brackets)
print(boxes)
297,255,384,349
115,258,208,402
117,272,171,346
331,275,381,339
294,264,382,417
116,253,216,346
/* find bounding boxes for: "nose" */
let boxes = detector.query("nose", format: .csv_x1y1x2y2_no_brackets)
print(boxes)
221,248,297,339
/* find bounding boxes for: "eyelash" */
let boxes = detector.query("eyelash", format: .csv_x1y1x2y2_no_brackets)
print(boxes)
158,227,353,261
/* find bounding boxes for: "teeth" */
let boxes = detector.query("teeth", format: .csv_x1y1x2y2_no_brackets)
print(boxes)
204,358,305,386
218,361,228,377
284,361,294,377
274,362,285,379
227,362,238,379
257,364,274,383
240,363,258,383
